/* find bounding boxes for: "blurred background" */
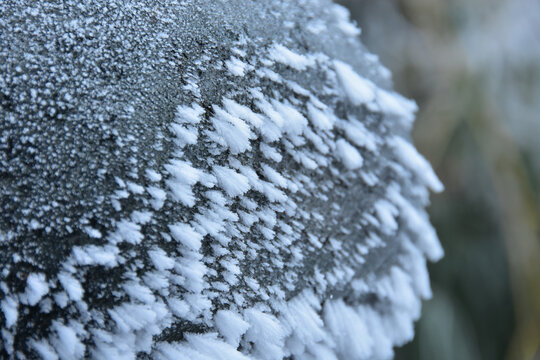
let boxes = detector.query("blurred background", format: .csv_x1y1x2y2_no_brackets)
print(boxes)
337,0,540,359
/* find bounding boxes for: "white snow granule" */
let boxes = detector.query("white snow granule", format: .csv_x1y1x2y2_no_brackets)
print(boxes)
334,60,376,106
214,310,251,347
24,273,49,306
57,273,84,301
336,139,364,169
268,44,316,71
213,166,251,197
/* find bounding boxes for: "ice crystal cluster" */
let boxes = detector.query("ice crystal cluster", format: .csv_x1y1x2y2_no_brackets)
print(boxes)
0,0,442,359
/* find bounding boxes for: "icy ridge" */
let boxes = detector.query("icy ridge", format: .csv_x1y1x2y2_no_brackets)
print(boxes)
0,0,442,359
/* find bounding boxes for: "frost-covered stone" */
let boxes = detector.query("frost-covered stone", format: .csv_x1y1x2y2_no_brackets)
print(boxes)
0,0,442,359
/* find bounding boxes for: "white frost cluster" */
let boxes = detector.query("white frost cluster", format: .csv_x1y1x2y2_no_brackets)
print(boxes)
0,1,442,359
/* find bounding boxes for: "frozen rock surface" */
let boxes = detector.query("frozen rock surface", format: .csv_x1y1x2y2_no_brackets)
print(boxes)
0,1,442,359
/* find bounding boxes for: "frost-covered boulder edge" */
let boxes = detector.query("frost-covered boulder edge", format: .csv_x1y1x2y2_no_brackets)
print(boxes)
0,1,443,359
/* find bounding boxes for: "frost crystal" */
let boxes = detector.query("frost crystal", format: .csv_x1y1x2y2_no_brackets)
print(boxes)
0,0,442,359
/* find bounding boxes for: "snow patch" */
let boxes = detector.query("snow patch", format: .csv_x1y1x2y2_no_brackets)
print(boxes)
24,273,49,306
268,44,315,71
215,310,250,347
336,139,364,169
388,136,444,192
334,60,376,106
214,166,251,197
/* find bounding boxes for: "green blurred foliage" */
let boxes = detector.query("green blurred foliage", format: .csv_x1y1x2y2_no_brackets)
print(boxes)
337,0,540,359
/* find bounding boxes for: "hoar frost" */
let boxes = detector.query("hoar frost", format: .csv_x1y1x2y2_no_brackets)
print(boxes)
0,0,442,359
